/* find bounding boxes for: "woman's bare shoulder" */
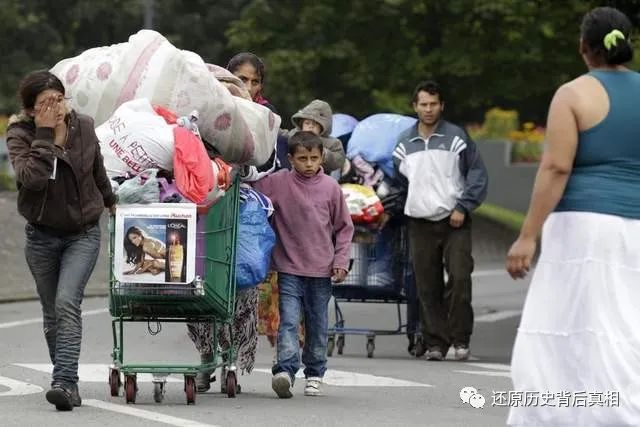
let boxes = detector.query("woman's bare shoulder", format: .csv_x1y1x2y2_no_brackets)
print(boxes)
548,75,602,114
559,74,604,97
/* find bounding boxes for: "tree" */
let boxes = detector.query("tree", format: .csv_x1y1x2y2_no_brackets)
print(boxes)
0,0,249,114
226,0,640,123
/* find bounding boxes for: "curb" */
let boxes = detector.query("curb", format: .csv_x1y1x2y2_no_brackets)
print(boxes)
474,203,525,232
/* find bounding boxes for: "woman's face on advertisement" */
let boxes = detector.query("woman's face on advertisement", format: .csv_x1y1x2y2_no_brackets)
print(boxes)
128,233,143,247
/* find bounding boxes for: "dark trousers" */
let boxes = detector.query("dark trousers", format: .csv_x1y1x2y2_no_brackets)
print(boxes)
408,217,474,352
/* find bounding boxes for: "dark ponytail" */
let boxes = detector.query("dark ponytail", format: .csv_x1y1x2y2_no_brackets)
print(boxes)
605,36,633,65
581,7,634,66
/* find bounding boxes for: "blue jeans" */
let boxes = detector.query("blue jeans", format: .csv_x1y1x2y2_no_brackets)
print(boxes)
272,273,332,382
24,223,101,386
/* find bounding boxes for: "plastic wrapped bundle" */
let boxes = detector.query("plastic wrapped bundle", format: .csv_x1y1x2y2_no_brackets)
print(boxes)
51,29,279,165
346,114,417,177
341,183,385,224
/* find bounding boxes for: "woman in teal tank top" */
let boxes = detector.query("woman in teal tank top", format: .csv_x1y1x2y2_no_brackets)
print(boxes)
506,7,640,426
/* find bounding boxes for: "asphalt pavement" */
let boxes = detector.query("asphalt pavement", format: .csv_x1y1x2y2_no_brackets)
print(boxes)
0,189,528,426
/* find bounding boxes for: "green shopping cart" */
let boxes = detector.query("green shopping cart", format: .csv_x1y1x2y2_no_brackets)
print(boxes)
108,180,239,405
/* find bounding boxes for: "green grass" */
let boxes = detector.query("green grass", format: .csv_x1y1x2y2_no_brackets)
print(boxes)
475,202,525,232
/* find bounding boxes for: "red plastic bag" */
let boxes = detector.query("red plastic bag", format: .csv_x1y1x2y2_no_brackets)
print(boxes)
173,126,214,203
153,105,178,124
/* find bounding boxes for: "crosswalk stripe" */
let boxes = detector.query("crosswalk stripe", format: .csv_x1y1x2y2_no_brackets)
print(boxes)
16,363,432,388
253,368,432,387
15,364,182,383
0,375,43,396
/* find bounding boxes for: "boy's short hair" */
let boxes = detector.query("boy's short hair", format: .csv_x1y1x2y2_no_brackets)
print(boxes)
288,131,324,155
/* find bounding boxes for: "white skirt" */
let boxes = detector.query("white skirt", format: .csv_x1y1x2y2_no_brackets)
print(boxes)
507,212,640,426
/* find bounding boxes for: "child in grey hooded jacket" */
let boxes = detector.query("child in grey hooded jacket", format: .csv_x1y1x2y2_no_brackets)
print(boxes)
284,99,346,173
241,99,346,181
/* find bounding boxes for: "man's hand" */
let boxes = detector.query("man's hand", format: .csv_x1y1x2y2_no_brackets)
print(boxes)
373,212,391,230
332,268,348,283
449,209,465,228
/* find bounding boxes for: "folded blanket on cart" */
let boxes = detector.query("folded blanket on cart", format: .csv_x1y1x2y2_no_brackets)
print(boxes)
51,29,280,165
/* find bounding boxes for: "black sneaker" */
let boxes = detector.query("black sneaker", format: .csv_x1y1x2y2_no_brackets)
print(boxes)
46,384,73,411
411,337,427,358
70,383,82,407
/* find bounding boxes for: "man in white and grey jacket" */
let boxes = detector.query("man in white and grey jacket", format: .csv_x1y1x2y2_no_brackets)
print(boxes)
393,81,488,361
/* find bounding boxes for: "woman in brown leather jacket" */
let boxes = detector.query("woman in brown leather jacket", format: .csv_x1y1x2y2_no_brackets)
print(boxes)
7,70,116,411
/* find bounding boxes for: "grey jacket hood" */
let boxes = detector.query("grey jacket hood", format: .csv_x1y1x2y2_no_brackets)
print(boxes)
291,99,332,137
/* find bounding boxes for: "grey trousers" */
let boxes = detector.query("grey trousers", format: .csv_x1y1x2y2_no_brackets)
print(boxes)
25,223,101,386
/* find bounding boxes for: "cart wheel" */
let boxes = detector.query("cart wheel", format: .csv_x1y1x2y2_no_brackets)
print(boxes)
327,334,335,357
153,382,165,403
337,335,345,355
185,376,196,405
109,368,121,397
366,337,375,358
226,371,237,398
125,375,136,404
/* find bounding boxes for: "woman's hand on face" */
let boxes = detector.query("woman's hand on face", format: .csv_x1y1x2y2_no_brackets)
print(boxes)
34,95,60,129
506,236,537,279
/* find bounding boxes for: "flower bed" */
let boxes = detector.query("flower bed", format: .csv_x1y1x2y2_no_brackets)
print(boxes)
508,122,544,163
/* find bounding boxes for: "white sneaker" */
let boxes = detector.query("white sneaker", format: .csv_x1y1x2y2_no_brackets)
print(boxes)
271,372,293,398
454,346,470,361
304,377,323,396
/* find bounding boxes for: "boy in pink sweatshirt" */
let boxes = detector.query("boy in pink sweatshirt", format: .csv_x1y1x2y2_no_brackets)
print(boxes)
252,131,354,398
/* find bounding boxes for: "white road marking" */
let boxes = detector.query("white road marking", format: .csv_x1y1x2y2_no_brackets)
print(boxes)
454,370,511,378
15,364,182,383
0,375,43,396
19,363,433,388
83,399,220,427
472,269,509,277
0,308,108,329
475,310,522,322
465,363,511,371
455,362,512,378
253,368,432,387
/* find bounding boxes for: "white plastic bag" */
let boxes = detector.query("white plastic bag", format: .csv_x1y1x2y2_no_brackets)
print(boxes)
95,99,174,178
